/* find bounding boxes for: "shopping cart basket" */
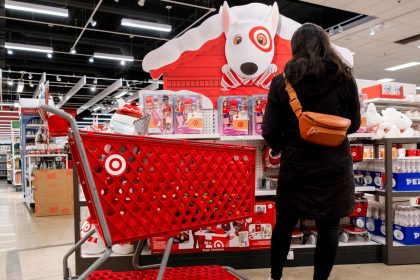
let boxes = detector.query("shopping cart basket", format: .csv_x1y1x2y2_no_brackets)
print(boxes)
40,105,255,280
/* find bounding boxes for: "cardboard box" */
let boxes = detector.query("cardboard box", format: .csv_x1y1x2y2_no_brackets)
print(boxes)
150,201,275,254
362,84,404,99
393,224,420,245
390,173,420,192
34,169,74,217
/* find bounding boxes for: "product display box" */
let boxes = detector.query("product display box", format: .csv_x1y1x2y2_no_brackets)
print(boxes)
143,93,174,134
390,173,420,191
250,95,267,135
362,84,404,99
34,169,74,217
150,201,275,254
366,218,386,237
174,94,203,134
393,224,420,245
218,96,249,135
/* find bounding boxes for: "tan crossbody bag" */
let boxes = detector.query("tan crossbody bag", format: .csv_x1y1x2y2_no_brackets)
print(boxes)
284,75,351,147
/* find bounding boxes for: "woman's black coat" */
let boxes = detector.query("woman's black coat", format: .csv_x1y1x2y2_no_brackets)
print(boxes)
262,65,361,220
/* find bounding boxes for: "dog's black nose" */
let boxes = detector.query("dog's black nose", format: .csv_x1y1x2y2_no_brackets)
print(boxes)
240,62,258,75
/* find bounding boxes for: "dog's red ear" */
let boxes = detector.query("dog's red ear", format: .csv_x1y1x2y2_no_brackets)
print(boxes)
221,1,231,34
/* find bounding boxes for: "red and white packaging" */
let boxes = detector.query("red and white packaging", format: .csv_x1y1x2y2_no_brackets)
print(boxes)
80,217,105,255
150,201,276,254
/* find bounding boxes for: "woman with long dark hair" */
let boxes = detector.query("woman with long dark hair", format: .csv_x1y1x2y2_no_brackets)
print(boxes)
263,23,361,280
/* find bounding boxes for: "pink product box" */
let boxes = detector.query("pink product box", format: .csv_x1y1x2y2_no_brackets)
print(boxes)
174,95,203,134
251,95,267,135
218,96,249,136
143,94,174,134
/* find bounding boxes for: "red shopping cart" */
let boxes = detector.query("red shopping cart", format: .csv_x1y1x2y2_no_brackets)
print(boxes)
40,105,255,280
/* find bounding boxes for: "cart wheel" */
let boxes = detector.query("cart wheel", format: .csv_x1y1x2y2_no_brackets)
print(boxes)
340,232,349,243
308,234,317,245
364,232,371,241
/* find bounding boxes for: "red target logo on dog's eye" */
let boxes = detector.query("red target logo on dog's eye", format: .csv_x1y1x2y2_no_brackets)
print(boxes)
249,26,272,52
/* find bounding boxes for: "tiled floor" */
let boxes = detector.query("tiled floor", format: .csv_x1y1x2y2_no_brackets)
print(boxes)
2,181,420,279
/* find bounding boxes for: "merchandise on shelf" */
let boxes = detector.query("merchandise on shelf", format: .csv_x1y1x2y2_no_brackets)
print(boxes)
174,94,203,134
393,206,420,245
362,83,404,99
150,201,275,254
143,93,174,134
251,95,267,135
110,102,143,135
218,96,249,136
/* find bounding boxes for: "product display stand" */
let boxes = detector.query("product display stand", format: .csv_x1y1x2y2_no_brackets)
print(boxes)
361,137,420,265
11,120,22,190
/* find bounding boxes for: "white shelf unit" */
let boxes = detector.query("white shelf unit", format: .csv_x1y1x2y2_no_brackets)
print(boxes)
25,154,68,207
11,122,21,189
365,98,420,107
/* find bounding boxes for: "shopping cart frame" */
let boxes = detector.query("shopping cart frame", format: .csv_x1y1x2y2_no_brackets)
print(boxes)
40,105,250,280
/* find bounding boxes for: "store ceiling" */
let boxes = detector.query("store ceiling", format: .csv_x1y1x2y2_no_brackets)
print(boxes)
303,0,420,88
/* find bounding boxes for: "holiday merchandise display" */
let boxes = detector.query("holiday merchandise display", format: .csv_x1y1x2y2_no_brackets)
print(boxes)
251,95,267,134
174,94,203,134
366,103,417,138
143,94,174,134
110,102,143,135
362,83,404,99
218,96,249,135
150,201,275,254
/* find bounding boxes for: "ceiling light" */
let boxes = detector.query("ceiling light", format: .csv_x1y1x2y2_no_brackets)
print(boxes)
28,73,32,79
56,76,61,81
5,0,69,17
120,60,126,66
47,53,52,58
114,90,128,99
138,0,145,6
70,48,76,54
369,28,375,36
90,86,96,92
7,49,13,55
58,95,63,101
90,19,97,27
337,25,343,33
7,80,13,86
385,62,420,72
29,82,34,87
121,18,172,32
17,81,24,93
13,102,19,108
377,78,395,83
93,79,98,84
5,42,53,53
92,105,102,111
89,57,94,63
94,52,134,62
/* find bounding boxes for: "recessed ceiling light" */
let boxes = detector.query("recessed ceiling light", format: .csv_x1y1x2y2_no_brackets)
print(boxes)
47,53,52,58
121,18,172,32
89,57,94,63
5,0,69,17
90,86,96,92
377,78,395,83
7,49,13,55
385,62,420,71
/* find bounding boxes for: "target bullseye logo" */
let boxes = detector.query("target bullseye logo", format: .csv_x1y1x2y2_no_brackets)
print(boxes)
238,122,243,128
105,154,127,176
193,120,199,126
213,240,225,248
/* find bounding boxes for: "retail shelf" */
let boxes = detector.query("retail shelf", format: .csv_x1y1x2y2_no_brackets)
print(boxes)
149,133,221,140
365,98,420,108
25,154,68,158
26,124,46,128
220,135,264,141
256,189,276,196
355,186,376,192
374,190,420,197
372,137,420,145
369,235,407,247
348,133,375,139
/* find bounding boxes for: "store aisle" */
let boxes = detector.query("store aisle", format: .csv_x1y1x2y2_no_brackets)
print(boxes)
1,181,420,280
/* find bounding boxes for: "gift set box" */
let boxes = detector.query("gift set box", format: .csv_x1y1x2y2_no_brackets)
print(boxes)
150,201,276,254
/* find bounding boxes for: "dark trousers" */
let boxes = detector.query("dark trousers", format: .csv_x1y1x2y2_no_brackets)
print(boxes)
271,210,340,280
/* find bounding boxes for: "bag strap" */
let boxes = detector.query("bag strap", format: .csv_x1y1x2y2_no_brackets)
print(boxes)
283,73,302,119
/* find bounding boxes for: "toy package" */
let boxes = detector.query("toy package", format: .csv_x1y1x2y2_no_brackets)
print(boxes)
251,95,267,135
174,94,203,134
218,96,249,135
143,94,174,134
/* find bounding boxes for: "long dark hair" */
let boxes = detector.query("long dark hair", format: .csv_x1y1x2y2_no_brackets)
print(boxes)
284,23,352,83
